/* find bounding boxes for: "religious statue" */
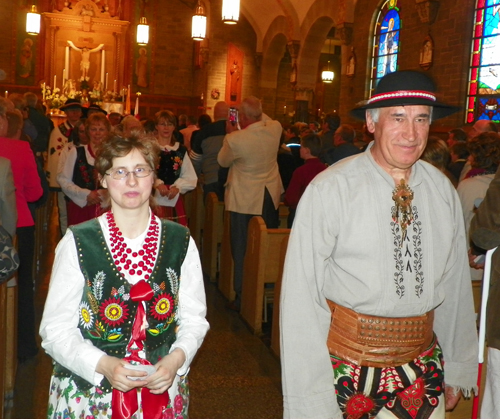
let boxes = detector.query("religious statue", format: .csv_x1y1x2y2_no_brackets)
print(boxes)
67,41,104,81
135,48,148,88
230,60,240,102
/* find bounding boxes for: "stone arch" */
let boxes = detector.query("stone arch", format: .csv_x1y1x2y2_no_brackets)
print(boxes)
297,15,335,88
261,29,288,89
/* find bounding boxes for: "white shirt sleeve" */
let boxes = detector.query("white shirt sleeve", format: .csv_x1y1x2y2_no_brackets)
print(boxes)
57,146,92,208
172,153,197,194
169,237,210,375
39,230,107,386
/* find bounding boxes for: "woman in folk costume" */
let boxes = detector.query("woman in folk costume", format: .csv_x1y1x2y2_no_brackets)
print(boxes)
57,113,109,227
40,133,209,419
153,110,197,226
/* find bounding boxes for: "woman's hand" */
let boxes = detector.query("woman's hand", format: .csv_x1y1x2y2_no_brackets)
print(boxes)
95,355,148,392
166,186,180,200
86,190,101,206
157,184,179,200
145,348,186,394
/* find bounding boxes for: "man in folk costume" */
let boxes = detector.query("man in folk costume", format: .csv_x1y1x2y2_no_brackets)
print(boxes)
47,99,83,235
280,70,478,419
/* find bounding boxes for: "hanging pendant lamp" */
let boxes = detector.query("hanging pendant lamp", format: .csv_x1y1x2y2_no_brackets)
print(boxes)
222,0,239,24
26,5,41,35
137,16,149,45
322,38,334,83
192,1,207,41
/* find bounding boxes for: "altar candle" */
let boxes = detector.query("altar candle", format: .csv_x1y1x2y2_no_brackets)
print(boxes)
283,105,286,114
54,75,57,90
4,91,7,98
105,73,109,91
113,80,117,94
63,68,66,84
42,83,45,101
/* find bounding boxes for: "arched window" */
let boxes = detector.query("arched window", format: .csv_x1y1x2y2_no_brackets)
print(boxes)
466,0,500,123
369,0,401,96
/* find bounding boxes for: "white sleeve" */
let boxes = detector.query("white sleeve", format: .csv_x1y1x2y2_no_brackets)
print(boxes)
57,146,91,208
169,237,209,375
40,231,106,386
173,153,197,194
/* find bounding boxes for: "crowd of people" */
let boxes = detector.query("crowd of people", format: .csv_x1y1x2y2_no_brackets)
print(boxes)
0,69,499,418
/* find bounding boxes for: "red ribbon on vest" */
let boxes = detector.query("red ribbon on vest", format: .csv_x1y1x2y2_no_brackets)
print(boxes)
111,280,170,419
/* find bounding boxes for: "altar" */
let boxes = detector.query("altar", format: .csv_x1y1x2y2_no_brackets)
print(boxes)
41,0,129,103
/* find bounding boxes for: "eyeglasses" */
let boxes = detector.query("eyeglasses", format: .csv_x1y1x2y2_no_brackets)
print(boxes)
105,166,154,180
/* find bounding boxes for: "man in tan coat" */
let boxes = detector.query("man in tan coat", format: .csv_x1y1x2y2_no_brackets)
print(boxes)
218,96,282,311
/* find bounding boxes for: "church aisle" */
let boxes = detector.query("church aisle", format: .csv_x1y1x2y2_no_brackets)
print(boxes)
10,201,283,419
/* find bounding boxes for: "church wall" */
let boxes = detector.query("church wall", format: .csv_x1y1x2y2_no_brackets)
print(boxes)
341,0,476,132
0,1,18,85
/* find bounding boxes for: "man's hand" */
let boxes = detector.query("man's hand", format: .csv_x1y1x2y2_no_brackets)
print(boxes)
95,355,147,392
146,348,186,395
445,385,461,411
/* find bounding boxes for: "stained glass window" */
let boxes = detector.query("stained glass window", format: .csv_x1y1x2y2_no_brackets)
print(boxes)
466,0,500,123
369,0,401,96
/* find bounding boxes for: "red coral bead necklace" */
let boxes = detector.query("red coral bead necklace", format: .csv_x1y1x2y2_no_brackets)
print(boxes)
106,211,159,279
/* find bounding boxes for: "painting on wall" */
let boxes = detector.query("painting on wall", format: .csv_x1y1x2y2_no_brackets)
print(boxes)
226,43,244,106
133,45,151,92
419,36,434,70
16,34,37,86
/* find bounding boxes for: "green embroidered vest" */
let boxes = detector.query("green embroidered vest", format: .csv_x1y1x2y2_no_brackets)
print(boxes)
53,217,190,393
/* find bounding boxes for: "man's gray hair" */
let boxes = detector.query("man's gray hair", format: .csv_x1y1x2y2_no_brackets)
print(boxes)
239,96,262,121
367,106,433,123
24,92,38,108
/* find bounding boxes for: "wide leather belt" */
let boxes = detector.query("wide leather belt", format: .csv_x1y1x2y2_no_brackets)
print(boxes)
326,300,434,368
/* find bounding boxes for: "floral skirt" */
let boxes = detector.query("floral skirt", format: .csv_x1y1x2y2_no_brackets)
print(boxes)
47,373,190,419
331,339,445,419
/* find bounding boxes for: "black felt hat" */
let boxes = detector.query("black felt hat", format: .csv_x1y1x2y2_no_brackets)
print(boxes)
87,104,108,115
59,99,83,112
350,70,459,120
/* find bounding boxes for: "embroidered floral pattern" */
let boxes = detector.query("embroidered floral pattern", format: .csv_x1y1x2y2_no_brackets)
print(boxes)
100,297,129,327
331,342,444,419
150,293,174,321
412,213,424,297
391,204,423,298
79,302,94,330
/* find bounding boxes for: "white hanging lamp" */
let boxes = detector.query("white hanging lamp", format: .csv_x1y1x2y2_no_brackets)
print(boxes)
192,1,207,41
222,0,239,24
137,16,149,45
322,38,334,83
26,5,41,35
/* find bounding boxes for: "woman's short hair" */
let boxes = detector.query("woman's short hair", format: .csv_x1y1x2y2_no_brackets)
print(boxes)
6,110,23,138
421,137,450,171
94,134,160,179
154,110,177,127
85,112,111,137
468,132,500,170
69,119,86,146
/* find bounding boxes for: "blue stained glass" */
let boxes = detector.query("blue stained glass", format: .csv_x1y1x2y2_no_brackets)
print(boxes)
477,97,500,121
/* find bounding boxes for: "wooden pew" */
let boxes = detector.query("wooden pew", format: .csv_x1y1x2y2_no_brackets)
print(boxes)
278,203,289,228
218,211,235,301
202,193,225,282
185,184,204,249
271,235,289,358
240,216,290,335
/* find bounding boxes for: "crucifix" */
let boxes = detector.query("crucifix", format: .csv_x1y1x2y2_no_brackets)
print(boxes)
67,41,104,81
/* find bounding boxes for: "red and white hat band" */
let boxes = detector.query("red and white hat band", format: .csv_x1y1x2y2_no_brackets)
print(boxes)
368,90,437,104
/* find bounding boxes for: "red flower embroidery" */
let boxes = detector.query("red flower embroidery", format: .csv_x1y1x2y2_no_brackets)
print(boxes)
99,297,129,327
150,293,174,321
